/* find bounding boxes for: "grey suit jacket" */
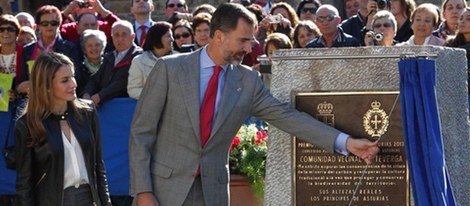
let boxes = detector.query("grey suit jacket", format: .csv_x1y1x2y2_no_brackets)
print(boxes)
129,49,341,206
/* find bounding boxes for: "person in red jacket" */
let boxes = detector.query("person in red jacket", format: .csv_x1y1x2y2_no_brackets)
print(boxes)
60,0,119,42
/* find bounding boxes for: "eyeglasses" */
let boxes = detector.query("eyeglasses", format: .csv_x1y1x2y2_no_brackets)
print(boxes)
0,26,17,33
373,22,392,29
174,32,190,40
301,7,317,14
315,15,337,23
38,20,60,27
167,3,184,8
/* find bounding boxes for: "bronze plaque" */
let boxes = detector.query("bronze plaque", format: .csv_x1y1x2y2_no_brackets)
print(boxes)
293,92,409,206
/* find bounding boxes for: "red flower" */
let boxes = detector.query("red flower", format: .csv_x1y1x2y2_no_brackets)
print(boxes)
230,136,240,151
255,130,267,144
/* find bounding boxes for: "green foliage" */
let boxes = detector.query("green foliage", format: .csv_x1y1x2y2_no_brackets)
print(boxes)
229,124,268,199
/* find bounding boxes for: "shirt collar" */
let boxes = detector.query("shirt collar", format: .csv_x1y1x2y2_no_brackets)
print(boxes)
135,20,152,29
200,46,228,71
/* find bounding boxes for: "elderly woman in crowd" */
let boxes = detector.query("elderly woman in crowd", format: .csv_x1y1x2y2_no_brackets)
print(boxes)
192,13,211,49
128,22,176,99
435,0,467,39
296,0,321,23
390,0,416,43
398,3,445,46
77,29,107,95
364,10,398,46
172,20,194,52
293,20,321,48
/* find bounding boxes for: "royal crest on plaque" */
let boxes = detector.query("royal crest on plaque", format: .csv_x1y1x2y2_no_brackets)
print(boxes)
363,100,390,139
316,101,334,127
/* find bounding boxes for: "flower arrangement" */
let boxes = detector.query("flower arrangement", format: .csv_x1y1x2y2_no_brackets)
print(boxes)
229,123,268,199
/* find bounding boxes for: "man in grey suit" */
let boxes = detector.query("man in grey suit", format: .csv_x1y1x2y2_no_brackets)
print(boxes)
129,3,379,206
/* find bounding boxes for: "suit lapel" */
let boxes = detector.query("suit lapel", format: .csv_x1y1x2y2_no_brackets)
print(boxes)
210,64,243,139
178,51,203,143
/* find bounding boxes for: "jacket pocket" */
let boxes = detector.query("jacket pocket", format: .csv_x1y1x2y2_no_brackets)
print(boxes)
151,162,173,179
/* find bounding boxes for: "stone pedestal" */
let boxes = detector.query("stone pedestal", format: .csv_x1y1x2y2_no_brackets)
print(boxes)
265,46,469,205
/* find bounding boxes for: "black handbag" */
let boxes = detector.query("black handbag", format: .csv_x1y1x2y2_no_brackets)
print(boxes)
2,115,15,170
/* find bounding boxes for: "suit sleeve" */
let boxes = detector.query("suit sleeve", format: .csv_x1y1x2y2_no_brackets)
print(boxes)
248,71,340,153
128,58,169,196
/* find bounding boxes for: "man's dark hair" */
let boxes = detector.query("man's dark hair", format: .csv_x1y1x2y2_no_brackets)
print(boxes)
209,3,256,38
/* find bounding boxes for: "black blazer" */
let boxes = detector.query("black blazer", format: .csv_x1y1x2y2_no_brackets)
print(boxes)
14,99,112,206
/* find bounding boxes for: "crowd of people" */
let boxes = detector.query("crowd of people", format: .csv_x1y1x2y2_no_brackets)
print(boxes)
0,0,469,105
0,0,469,205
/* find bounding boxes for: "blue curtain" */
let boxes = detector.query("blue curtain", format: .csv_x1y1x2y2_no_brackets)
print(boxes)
0,102,16,195
399,58,456,206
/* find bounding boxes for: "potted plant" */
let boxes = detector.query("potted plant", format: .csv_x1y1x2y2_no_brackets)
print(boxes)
229,123,268,203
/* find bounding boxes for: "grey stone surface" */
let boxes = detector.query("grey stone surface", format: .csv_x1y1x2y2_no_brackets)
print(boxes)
265,46,469,206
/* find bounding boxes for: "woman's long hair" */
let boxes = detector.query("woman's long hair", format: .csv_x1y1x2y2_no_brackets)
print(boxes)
26,52,84,146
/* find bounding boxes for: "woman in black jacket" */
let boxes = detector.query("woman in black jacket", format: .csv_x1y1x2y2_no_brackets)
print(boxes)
15,52,112,206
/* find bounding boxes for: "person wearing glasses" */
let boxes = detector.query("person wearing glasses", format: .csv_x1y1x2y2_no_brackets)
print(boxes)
172,20,194,52
364,10,397,46
128,22,177,99
306,4,360,48
0,15,23,116
397,3,445,46
17,5,80,118
130,0,155,47
165,0,188,19
296,0,321,23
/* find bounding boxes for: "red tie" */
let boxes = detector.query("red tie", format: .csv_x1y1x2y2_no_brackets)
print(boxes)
139,25,147,47
200,66,223,147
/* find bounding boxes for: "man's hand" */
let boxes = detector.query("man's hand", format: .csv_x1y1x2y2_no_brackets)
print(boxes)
346,137,379,164
136,192,159,206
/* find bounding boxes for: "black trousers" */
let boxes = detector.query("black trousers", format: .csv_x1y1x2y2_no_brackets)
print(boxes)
63,184,93,206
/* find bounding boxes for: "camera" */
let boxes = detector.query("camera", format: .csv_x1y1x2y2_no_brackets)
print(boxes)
180,44,195,53
373,32,384,41
268,15,282,24
78,1,90,8
375,0,390,10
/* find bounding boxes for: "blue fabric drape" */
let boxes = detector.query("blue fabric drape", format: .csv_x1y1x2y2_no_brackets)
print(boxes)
0,102,16,195
398,58,456,206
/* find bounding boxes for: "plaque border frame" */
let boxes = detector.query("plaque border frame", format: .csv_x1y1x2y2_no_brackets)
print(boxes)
291,91,410,206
